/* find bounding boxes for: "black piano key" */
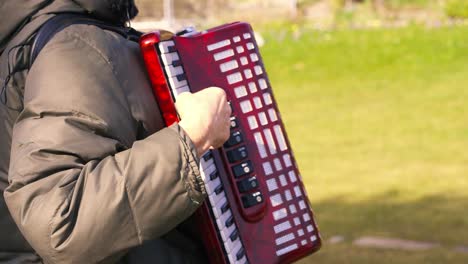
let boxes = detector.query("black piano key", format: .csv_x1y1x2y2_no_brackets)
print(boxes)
236,248,245,261
221,202,230,213
224,131,243,148
202,151,213,161
214,184,223,195
209,171,219,180
176,74,186,82
168,45,177,53
225,215,234,228
232,161,253,178
172,59,182,67
237,176,259,193
230,229,239,242
226,146,248,163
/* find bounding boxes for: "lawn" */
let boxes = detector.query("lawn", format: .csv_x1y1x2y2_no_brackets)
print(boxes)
259,25,468,263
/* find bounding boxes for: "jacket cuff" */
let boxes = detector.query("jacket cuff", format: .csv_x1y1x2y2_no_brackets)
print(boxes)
169,123,206,203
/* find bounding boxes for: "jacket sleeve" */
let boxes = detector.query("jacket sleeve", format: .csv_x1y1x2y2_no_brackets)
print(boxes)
4,27,206,263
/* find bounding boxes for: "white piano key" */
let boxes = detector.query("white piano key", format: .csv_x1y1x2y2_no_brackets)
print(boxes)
276,243,298,256
268,108,278,122
205,177,221,195
220,60,239,73
165,64,184,77
244,69,253,79
285,190,293,201
212,196,228,219
227,240,242,263
250,53,259,62
207,39,231,51
208,187,225,206
214,49,235,61
168,76,187,89
246,42,255,50
274,220,292,234
248,82,257,93
263,92,273,105
266,178,279,191
253,96,262,109
294,217,301,226
259,78,268,90
247,115,258,130
279,174,287,187
274,125,288,151
161,52,180,65
225,235,240,255
233,36,241,43
299,200,306,210
234,86,247,98
200,155,214,169
276,233,295,246
236,46,245,53
254,132,267,158
273,208,288,221
307,225,314,233
263,128,278,155
288,171,297,183
240,100,253,113
303,213,311,222
235,256,247,264
254,65,263,75
283,154,292,167
227,72,243,85
298,229,305,237
159,40,175,54
172,85,190,96
289,204,297,214
220,220,236,242
258,112,268,126
270,193,283,207
274,158,282,171
243,33,252,39
263,161,273,176
294,186,302,198
240,56,248,65
216,208,232,224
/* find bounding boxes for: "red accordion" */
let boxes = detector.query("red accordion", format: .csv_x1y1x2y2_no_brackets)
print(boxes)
140,22,321,264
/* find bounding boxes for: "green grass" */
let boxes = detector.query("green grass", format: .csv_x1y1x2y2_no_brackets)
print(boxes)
260,25,468,263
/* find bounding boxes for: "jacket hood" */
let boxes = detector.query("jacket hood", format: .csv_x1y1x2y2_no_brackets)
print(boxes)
0,0,138,54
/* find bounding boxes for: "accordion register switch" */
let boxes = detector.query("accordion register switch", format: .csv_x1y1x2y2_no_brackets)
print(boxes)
140,21,321,264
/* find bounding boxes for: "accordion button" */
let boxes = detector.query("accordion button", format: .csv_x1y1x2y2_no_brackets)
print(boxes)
232,161,253,178
226,146,248,163
237,176,259,193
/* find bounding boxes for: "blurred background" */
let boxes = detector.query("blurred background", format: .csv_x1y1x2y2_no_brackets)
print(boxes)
134,0,468,263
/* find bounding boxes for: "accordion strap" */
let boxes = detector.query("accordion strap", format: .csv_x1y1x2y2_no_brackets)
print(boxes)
30,13,141,68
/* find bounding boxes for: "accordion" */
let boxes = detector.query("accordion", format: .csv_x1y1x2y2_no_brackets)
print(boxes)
139,22,321,264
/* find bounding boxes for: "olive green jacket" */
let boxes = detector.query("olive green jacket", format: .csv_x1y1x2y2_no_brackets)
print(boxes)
0,1,207,263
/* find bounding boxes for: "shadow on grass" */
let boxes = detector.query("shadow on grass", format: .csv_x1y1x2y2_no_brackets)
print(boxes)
311,190,468,246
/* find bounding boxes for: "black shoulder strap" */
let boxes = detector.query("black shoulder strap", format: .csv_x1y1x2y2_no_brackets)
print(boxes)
30,13,141,68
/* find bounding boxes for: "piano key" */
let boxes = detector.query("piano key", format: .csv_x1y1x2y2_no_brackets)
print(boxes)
248,81,258,93
268,108,278,122
214,49,235,61
254,65,263,75
258,112,268,126
240,56,248,65
168,75,188,89
289,204,297,214
212,196,228,218
235,256,247,264
227,240,242,263
209,185,225,206
266,178,279,191
283,154,292,167
253,96,262,109
253,132,267,158
258,78,268,90
164,64,184,77
158,40,175,54
230,229,239,242
276,233,296,246
274,158,282,171
276,243,298,256
274,125,288,151
161,52,180,66
205,177,221,195
227,72,243,85
236,46,245,54
273,208,288,221
270,193,283,207
225,235,240,255
214,184,224,195
246,42,255,50
202,151,213,162
172,85,190,96
243,33,252,39
207,39,231,51
221,201,230,213
209,171,219,180
236,247,245,261
250,53,259,62
220,220,236,242
247,115,258,130
225,215,235,228
274,220,292,234
220,60,239,73
263,128,277,155
216,208,232,223
263,92,273,105
234,86,247,98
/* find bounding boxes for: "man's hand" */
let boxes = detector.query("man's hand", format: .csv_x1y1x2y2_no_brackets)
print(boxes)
176,87,232,157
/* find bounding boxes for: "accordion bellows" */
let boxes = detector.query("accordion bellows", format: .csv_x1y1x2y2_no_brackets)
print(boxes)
140,22,321,264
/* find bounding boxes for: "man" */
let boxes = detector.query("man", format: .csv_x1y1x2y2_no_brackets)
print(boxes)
0,0,231,263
